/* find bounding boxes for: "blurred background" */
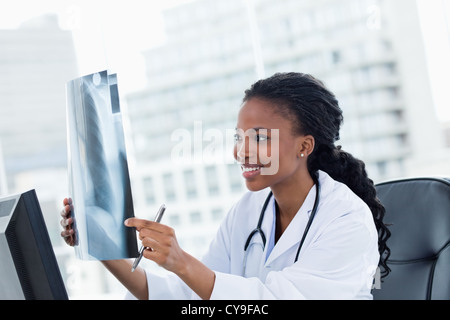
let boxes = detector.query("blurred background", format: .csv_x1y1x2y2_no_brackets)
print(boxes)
0,0,449,299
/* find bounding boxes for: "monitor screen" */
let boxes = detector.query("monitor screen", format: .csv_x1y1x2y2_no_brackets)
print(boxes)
0,189,68,300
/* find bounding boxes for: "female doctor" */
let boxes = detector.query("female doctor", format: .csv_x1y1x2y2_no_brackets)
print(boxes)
61,72,391,300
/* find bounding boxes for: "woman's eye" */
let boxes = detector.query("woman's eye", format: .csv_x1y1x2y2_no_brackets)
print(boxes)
256,135,268,142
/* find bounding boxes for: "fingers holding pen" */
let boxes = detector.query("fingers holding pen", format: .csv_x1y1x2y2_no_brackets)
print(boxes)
125,218,168,232
125,217,183,272
125,218,174,243
140,231,183,272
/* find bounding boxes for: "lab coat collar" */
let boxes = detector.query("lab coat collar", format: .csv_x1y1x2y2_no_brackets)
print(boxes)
263,171,328,266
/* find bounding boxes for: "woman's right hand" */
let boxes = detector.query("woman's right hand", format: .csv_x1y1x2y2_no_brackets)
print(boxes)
60,197,76,246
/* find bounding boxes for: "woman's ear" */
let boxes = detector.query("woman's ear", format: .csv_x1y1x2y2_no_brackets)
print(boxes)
298,135,315,158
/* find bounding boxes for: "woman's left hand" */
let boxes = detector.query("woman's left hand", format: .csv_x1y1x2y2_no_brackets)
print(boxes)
124,218,187,275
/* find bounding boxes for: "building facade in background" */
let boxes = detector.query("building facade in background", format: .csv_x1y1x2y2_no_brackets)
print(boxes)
0,15,77,182
125,0,447,259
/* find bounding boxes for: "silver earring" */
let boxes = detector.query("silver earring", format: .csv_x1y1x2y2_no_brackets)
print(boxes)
300,153,305,158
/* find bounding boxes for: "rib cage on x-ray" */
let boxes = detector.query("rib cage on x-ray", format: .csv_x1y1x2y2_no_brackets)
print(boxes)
66,71,138,260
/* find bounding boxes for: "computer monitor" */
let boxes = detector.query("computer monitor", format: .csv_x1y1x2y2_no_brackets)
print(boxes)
0,189,68,300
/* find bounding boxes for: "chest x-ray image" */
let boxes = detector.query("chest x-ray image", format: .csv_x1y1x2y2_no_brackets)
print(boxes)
66,70,138,260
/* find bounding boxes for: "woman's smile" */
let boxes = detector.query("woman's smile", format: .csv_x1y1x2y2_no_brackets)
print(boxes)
240,164,263,179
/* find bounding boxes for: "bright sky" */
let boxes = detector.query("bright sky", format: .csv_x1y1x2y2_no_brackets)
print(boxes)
0,0,191,93
0,0,449,120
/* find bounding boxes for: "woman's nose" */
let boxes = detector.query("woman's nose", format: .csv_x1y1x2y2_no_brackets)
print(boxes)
235,137,258,163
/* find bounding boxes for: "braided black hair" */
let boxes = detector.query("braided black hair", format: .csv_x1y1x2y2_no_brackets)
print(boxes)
243,72,391,278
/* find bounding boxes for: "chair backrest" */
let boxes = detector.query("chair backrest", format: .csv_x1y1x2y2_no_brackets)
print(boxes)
372,177,450,300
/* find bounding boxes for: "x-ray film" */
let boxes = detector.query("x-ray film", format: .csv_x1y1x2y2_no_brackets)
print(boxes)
66,71,138,260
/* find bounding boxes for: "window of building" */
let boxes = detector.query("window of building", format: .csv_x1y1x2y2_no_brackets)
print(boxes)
168,213,181,226
376,160,387,176
142,177,156,205
190,211,202,223
331,50,342,65
227,164,243,193
162,172,176,202
211,208,223,221
205,165,219,196
183,169,198,199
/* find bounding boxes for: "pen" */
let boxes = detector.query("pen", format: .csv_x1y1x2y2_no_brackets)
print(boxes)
131,204,166,272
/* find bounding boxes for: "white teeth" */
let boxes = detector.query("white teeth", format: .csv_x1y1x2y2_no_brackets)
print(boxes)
241,166,261,172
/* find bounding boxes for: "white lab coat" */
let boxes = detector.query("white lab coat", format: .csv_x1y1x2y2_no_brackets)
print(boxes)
130,170,380,300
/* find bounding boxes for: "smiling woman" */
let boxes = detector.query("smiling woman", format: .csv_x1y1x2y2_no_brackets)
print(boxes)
60,72,390,300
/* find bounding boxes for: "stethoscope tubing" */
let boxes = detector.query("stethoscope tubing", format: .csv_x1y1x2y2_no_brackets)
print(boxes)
244,174,321,264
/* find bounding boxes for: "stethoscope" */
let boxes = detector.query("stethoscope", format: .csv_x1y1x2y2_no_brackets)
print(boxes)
243,174,321,272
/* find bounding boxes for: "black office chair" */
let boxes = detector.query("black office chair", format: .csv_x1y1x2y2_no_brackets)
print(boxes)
372,177,450,300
